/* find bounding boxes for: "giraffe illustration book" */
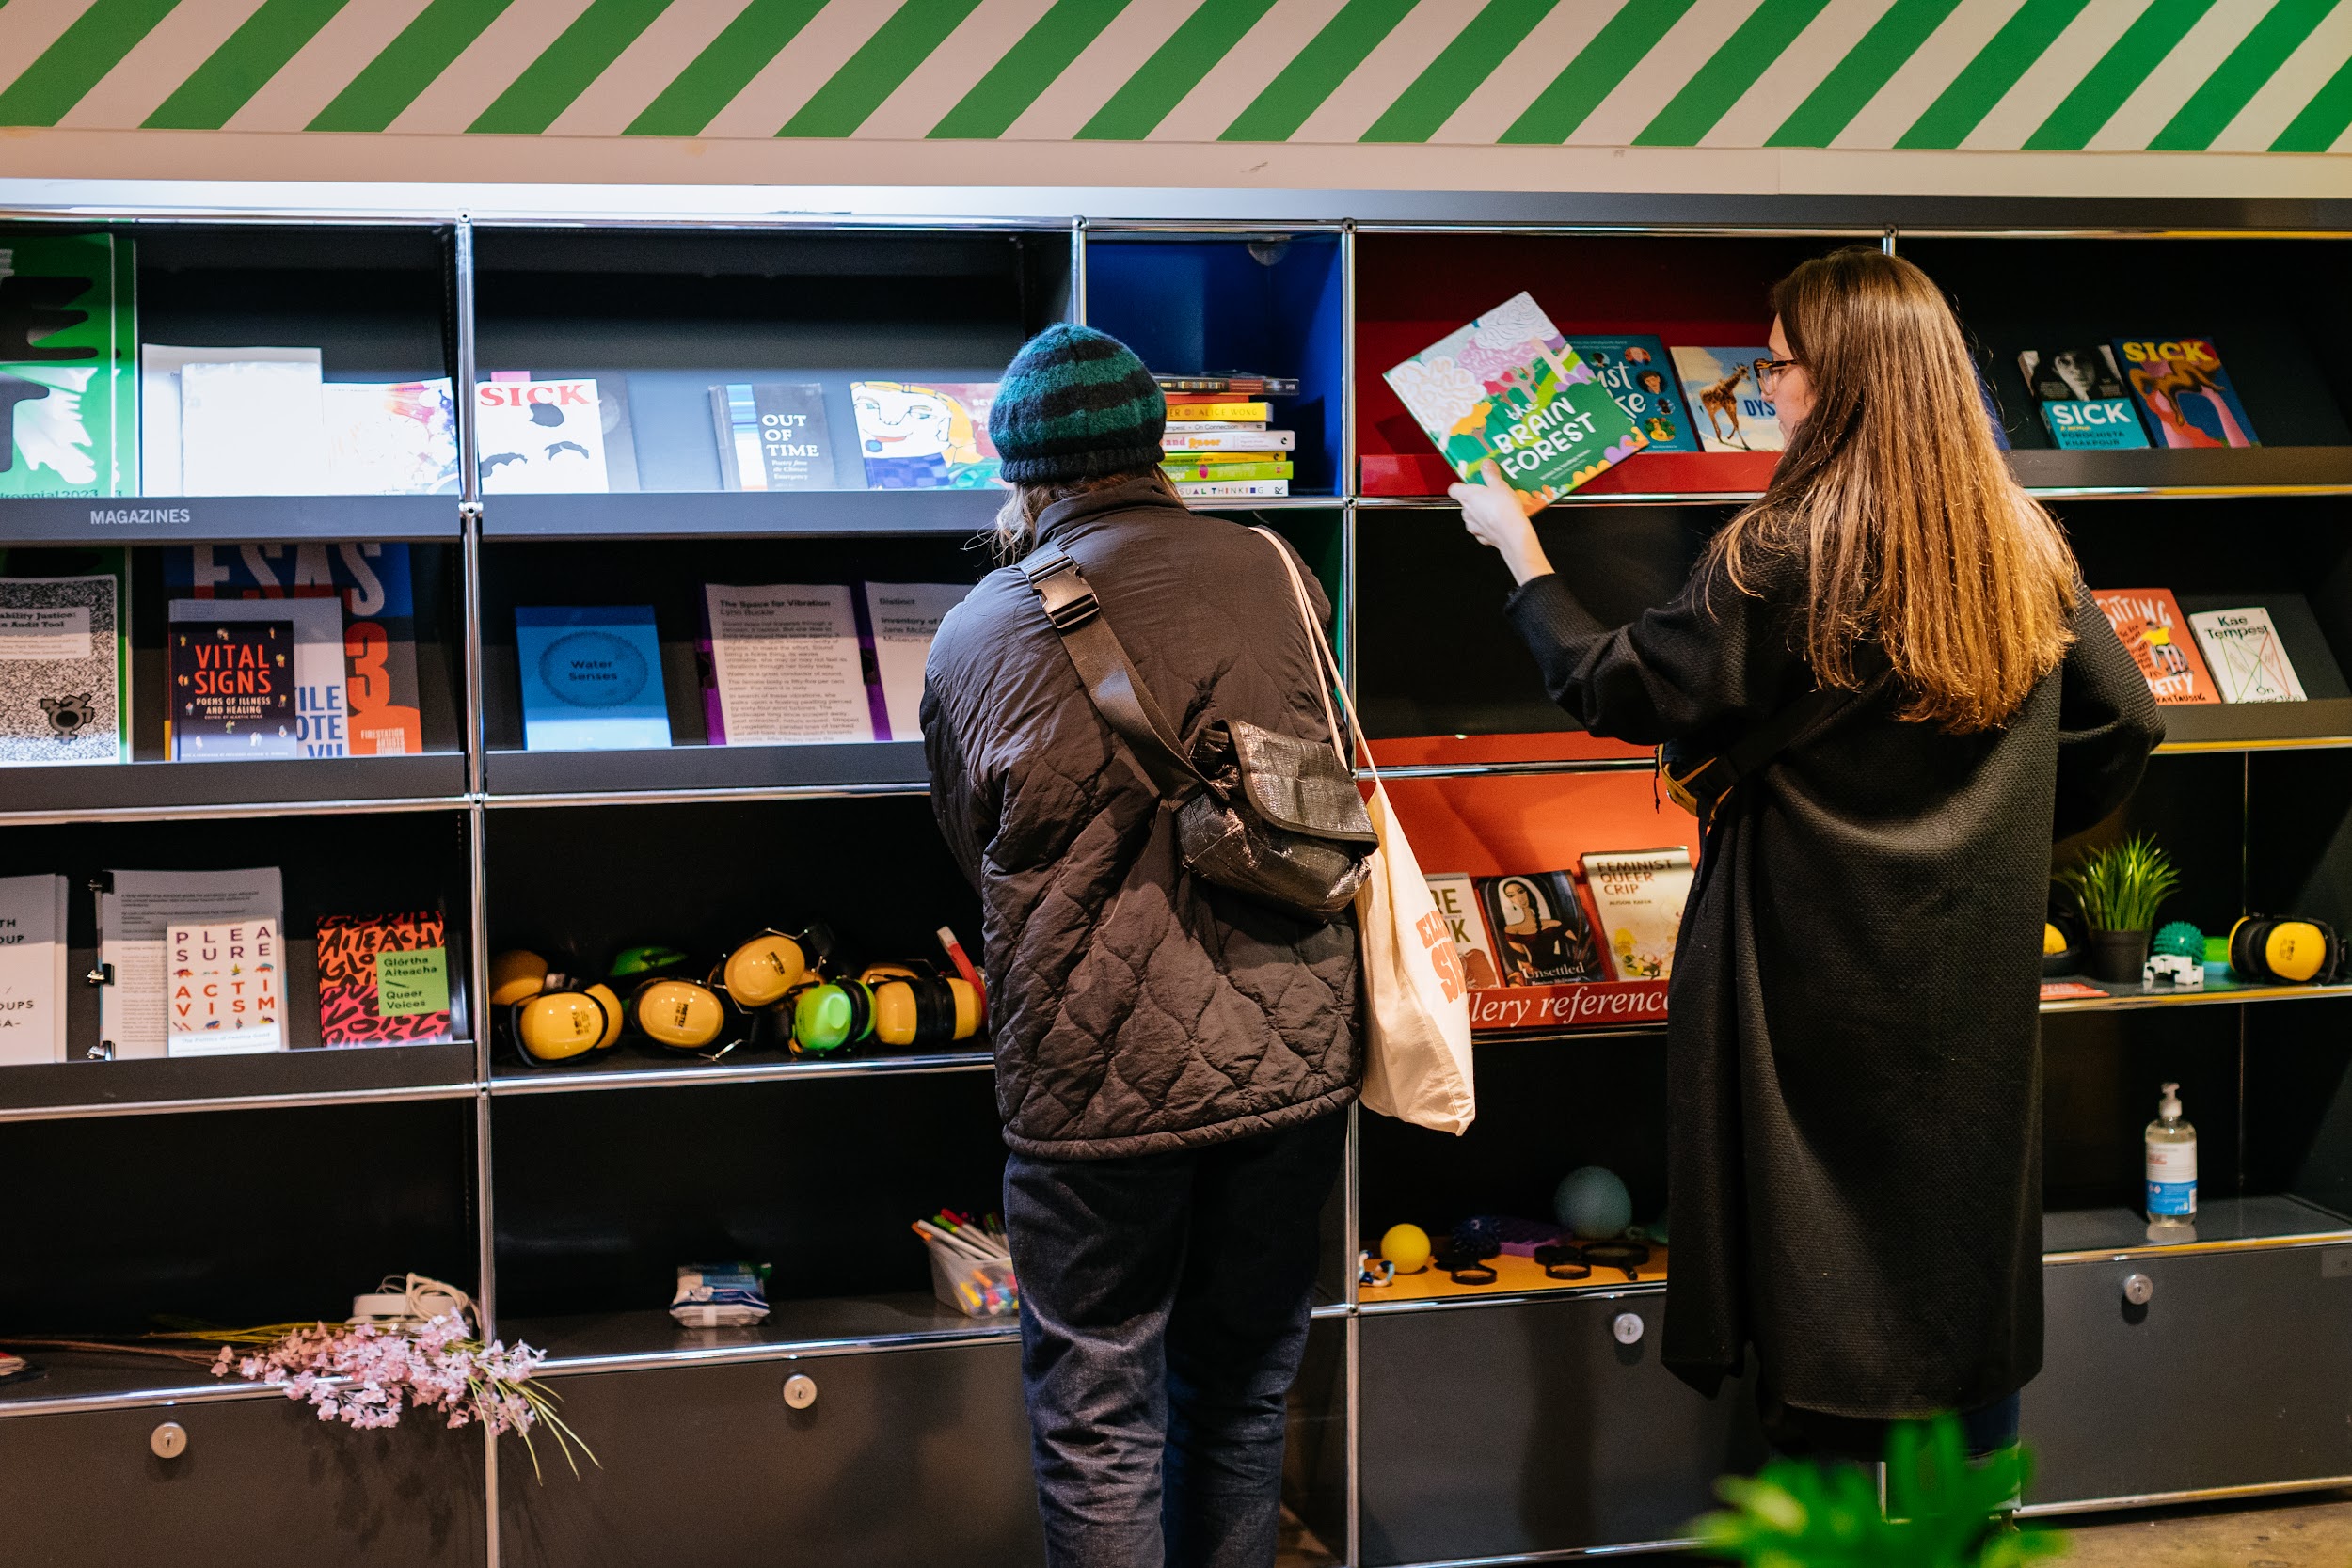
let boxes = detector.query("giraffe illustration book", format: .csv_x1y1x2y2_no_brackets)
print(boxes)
1670,346,1788,453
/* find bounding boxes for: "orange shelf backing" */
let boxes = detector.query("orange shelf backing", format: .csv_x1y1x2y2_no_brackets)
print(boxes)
1364,1244,1670,1304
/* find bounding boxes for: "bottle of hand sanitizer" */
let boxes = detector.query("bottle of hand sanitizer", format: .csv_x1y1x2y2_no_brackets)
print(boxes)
2145,1082,2197,1233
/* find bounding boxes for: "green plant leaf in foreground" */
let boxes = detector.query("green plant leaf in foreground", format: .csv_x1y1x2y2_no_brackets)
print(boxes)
1687,1414,2066,1567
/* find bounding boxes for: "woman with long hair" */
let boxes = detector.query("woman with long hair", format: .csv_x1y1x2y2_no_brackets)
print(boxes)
1454,247,2162,1457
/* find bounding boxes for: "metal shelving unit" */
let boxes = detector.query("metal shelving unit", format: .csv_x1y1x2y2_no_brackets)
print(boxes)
0,189,2346,1568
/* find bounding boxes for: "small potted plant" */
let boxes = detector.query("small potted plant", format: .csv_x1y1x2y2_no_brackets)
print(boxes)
2055,834,2181,984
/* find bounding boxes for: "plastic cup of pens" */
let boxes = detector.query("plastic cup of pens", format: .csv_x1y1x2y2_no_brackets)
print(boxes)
914,1211,1019,1318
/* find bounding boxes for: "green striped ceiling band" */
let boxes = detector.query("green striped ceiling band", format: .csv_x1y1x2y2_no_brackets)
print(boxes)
0,0,2343,152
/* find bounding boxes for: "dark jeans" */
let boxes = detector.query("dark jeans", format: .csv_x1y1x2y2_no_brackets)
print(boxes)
1003,1110,1347,1568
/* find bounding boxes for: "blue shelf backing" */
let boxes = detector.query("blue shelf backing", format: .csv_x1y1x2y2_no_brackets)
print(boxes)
1084,234,1345,496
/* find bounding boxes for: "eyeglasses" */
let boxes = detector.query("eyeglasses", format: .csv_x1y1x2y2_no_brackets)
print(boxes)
1757,357,1801,389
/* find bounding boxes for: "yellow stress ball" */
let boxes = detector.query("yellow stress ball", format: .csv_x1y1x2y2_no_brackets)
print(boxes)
1380,1224,1432,1275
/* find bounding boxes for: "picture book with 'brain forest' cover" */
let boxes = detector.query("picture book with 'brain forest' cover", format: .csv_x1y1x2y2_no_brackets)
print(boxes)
2093,588,2220,705
2112,338,2257,449
1385,293,1647,503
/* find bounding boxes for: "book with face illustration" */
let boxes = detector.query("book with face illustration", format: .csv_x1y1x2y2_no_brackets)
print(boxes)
1669,346,1786,453
2018,346,2147,450
850,381,1002,490
2111,338,2257,449
1568,335,1698,453
1474,871,1604,987
475,378,612,493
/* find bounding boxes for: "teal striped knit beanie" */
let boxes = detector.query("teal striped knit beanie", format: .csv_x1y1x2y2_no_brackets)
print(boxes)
990,324,1165,484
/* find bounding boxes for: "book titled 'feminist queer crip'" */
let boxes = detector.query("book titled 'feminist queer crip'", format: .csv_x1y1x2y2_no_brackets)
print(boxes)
1384,293,1646,504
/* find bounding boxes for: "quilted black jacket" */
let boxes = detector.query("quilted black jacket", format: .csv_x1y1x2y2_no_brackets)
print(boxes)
921,478,1361,1159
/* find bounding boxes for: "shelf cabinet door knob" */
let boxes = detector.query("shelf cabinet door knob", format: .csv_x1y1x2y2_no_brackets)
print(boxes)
2122,1273,2154,1306
150,1421,188,1459
782,1373,818,1410
1612,1312,1645,1345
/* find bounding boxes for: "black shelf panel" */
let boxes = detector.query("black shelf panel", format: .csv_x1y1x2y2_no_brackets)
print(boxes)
514,1295,1015,1373
2152,699,2352,750
2010,446,2352,495
0,496,460,546
0,1040,478,1119
485,741,929,798
479,490,1002,539
0,754,468,818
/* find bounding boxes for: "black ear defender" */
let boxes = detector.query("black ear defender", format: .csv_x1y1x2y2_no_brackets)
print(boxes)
860,962,983,1048
491,949,624,1067
2229,916,2343,985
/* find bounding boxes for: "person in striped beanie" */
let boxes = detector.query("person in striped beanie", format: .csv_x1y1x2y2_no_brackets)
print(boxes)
924,321,1359,1568
986,323,1172,555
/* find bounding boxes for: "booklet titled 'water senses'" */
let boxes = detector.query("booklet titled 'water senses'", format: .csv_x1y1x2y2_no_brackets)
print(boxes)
1385,293,1647,504
516,605,672,752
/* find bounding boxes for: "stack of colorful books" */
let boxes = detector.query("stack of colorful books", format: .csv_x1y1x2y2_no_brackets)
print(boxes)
1157,373,1298,499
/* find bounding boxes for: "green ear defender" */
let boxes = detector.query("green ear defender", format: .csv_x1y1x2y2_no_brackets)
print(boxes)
790,978,875,1055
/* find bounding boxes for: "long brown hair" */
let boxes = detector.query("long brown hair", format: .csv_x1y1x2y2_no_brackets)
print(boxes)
1711,247,2076,734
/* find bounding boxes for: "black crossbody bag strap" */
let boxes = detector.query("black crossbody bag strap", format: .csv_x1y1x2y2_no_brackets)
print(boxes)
1021,547,1216,804
1665,669,1893,825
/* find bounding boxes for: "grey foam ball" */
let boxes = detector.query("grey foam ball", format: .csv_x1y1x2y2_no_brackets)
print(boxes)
1555,1166,1632,1240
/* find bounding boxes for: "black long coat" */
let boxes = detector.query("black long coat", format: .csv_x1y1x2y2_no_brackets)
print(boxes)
1506,546,2160,1419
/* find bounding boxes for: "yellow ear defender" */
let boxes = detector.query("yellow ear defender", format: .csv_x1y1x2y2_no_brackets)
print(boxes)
628,976,731,1053
2229,916,2342,985
494,950,626,1066
859,962,983,1048
713,925,834,1009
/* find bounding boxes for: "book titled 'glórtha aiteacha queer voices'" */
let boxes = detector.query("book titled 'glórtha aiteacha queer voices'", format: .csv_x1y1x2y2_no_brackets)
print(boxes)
1384,293,1646,503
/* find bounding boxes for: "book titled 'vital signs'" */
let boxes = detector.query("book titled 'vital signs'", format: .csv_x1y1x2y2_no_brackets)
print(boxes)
1385,293,1646,503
